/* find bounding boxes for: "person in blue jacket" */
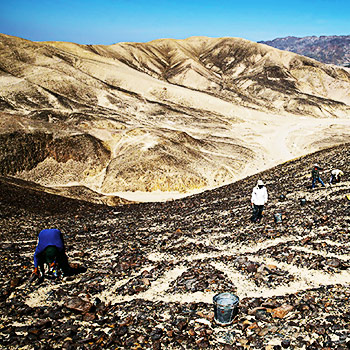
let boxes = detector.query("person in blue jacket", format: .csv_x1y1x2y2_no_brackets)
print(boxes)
32,228,71,279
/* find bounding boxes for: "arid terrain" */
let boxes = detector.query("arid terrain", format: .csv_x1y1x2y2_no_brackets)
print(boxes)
1,33,350,348
1,34,350,203
260,35,350,67
0,143,349,349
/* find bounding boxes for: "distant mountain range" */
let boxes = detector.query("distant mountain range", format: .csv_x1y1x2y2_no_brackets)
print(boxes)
259,35,350,67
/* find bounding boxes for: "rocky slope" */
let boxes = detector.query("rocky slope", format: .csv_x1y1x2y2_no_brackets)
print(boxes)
259,35,350,67
0,143,349,349
1,34,350,200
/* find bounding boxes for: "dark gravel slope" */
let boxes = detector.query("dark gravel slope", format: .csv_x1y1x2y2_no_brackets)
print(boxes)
0,143,349,349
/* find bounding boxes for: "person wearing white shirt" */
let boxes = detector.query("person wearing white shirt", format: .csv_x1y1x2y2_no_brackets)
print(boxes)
251,179,268,223
329,169,344,185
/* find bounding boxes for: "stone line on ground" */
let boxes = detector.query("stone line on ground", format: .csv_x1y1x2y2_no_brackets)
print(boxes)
291,245,350,260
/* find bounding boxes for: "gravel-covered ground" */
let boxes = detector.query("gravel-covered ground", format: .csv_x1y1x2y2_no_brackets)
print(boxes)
0,143,350,349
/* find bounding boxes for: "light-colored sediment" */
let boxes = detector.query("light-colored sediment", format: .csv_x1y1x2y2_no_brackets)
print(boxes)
22,179,350,311
1,34,350,202
94,232,350,306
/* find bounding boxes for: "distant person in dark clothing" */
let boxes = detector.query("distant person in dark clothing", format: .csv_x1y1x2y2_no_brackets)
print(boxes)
329,169,344,185
32,228,71,279
311,164,325,189
251,180,268,223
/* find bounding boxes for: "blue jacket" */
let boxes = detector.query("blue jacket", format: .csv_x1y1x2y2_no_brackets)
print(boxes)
34,229,65,267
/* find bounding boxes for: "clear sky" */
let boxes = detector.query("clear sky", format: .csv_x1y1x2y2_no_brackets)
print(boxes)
1,0,349,44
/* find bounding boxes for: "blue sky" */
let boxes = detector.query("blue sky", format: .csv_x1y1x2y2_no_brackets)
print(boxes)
1,0,349,44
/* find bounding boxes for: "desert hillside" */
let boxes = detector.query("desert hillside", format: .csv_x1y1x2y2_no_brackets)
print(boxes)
1,34,350,201
0,143,349,348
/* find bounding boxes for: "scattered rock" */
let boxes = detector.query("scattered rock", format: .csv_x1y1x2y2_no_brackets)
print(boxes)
64,297,93,314
1,143,350,349
271,305,293,319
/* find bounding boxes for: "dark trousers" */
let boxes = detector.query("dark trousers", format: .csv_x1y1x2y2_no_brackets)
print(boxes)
312,177,325,188
329,175,340,184
251,205,264,223
37,246,71,275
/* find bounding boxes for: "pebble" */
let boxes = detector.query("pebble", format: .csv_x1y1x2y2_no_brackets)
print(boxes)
272,305,293,319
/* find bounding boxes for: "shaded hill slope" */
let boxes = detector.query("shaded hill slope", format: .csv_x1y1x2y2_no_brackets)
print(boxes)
1,142,349,349
259,35,350,67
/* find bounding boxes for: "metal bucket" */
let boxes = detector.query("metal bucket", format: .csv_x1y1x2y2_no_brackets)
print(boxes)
274,213,282,223
300,198,307,206
213,293,239,325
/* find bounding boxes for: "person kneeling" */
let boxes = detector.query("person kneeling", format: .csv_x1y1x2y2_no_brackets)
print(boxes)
31,228,72,280
329,169,344,185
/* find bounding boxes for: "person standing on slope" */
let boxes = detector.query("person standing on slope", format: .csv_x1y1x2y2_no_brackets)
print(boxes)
251,179,268,223
311,164,325,189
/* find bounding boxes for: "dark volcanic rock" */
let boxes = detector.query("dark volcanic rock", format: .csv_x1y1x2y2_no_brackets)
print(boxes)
65,297,93,314
0,142,350,349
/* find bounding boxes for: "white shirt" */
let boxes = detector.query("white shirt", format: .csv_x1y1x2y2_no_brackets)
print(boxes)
331,169,343,176
251,186,268,205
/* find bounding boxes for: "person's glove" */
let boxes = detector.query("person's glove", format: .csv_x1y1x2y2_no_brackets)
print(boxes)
32,267,40,278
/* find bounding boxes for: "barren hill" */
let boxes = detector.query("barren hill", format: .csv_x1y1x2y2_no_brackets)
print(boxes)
1,34,350,202
259,35,350,67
